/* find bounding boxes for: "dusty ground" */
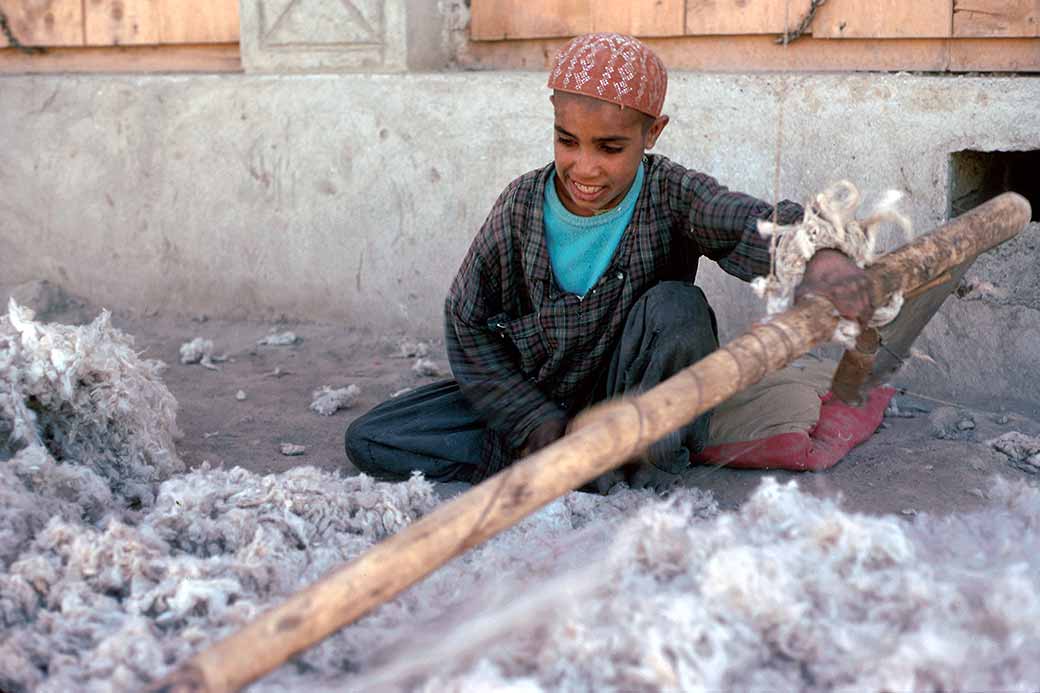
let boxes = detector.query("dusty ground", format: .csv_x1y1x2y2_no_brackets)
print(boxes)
9,278,1039,517
71,305,1033,519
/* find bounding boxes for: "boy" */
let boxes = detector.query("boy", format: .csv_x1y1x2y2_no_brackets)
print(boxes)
346,33,871,491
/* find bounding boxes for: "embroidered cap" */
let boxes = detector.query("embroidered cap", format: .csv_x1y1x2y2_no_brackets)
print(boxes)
547,33,668,118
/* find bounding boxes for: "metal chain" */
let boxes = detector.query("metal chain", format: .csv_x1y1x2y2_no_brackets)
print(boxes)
776,0,828,45
0,9,47,55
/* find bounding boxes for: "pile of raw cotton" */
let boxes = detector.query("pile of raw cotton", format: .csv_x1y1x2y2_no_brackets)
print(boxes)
4,301,1040,693
0,299,181,502
0,461,445,691
0,299,183,567
352,476,1040,692
0,300,663,691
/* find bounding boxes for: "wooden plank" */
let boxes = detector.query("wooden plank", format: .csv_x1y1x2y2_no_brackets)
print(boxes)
592,0,686,36
85,0,161,46
460,35,1040,72
0,42,242,72
470,0,590,40
6,36,1023,75
954,0,1040,37
0,0,83,47
685,0,814,36
158,0,239,44
947,35,1040,65
813,0,953,38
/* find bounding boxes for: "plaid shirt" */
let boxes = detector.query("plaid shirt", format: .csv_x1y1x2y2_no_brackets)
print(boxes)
446,154,803,480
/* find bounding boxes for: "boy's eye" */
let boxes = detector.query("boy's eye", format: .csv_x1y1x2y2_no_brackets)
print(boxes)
601,145,623,154
557,136,576,147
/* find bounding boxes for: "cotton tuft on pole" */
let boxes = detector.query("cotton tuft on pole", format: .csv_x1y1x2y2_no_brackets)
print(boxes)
155,192,1032,693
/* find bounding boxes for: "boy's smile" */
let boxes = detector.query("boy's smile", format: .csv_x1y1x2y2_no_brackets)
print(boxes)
551,91,668,217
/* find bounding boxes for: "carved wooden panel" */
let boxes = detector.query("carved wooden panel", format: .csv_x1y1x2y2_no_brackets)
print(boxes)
241,0,407,72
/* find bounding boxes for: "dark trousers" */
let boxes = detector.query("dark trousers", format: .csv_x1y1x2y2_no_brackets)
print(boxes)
345,282,719,483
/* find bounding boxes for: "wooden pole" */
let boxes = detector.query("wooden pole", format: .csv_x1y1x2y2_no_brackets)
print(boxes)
830,327,881,405
153,192,1031,693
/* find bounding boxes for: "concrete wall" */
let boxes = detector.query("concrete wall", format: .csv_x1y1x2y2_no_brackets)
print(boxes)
2,72,1038,407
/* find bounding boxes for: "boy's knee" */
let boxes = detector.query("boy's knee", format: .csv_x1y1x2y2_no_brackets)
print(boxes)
640,282,714,335
344,415,379,475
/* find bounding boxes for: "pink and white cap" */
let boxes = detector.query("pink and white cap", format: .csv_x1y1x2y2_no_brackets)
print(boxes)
547,33,668,118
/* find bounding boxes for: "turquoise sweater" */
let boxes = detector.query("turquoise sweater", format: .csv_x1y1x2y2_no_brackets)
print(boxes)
543,164,644,297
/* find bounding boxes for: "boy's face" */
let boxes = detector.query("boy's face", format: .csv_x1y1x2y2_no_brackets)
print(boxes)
551,91,668,217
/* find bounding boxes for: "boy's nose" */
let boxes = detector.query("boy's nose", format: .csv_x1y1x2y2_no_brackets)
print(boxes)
573,151,599,179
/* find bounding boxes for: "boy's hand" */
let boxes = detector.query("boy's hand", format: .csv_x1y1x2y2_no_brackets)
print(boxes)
520,417,567,456
796,249,873,325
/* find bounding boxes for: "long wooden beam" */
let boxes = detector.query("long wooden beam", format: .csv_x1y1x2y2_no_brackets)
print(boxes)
460,36,1040,73
0,44,242,74
153,192,1032,693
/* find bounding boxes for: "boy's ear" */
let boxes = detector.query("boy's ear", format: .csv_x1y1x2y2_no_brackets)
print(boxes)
645,115,670,150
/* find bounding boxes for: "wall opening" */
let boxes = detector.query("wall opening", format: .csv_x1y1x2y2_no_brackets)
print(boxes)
949,150,1040,222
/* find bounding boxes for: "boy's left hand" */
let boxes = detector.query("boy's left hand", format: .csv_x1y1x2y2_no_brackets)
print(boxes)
796,249,873,325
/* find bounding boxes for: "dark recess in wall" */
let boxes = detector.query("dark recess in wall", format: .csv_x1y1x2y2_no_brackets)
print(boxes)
949,150,1040,222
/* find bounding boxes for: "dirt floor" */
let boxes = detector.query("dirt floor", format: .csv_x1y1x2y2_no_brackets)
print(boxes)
9,276,1038,518
71,304,1034,520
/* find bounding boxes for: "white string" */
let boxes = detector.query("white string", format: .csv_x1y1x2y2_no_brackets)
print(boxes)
753,181,911,346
